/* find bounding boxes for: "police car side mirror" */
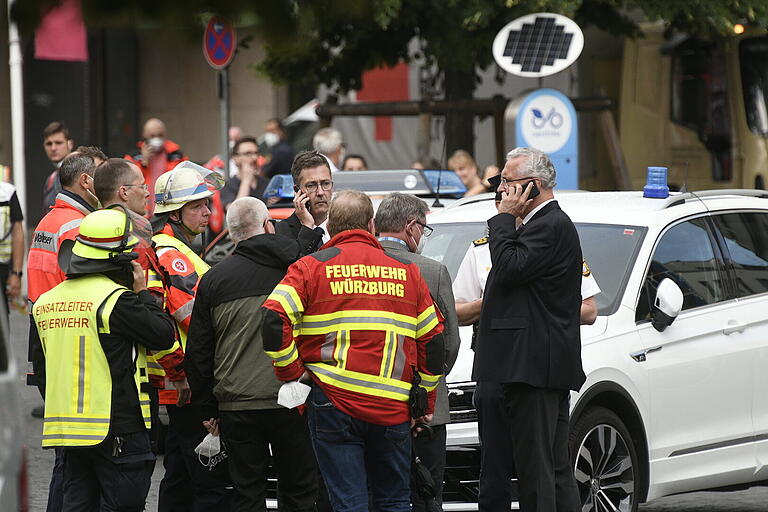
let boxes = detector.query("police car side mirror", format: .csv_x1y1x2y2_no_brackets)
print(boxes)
651,278,684,332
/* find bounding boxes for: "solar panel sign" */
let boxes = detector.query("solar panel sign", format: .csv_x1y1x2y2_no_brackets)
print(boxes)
492,13,584,78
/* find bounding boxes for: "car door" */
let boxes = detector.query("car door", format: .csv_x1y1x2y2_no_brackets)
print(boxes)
634,216,755,493
710,211,768,481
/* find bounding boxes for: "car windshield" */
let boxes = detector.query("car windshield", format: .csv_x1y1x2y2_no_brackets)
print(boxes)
423,221,646,316
740,36,768,136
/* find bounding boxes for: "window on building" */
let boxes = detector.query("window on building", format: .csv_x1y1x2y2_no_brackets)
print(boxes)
670,40,732,181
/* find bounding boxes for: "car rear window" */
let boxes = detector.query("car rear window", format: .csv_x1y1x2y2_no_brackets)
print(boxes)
713,212,768,297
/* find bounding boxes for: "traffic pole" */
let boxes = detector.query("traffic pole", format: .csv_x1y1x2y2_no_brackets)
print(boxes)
8,0,26,213
219,68,230,177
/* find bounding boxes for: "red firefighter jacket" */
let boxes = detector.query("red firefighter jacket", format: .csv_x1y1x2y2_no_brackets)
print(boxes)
27,192,93,303
262,230,444,426
148,224,210,404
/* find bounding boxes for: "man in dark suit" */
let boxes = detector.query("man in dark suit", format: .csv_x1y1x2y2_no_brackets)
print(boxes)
473,147,583,512
275,150,332,254
375,193,461,511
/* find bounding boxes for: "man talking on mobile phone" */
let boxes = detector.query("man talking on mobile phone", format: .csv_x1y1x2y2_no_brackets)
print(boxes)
473,147,584,512
276,150,334,254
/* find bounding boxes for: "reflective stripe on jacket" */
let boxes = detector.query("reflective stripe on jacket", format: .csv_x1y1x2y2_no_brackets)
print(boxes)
32,274,151,447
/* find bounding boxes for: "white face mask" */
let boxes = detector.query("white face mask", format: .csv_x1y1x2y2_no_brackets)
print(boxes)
147,137,164,150
414,232,426,254
194,433,227,470
263,132,280,147
84,179,102,209
410,223,426,255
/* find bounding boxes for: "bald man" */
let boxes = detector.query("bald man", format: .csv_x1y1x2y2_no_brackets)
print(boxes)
125,118,188,214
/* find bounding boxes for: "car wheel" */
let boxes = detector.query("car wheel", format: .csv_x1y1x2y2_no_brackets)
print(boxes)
570,406,640,512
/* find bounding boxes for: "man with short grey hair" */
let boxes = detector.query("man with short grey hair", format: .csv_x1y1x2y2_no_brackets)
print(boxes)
375,193,460,511
185,196,319,512
312,127,344,173
474,147,583,512
226,196,270,243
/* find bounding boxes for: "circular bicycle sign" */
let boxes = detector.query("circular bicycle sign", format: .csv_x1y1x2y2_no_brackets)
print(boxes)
203,17,236,70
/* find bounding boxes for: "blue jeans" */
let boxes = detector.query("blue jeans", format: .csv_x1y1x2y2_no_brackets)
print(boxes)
306,385,411,512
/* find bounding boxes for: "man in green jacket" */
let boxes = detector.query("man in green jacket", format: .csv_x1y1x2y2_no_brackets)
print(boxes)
185,197,319,512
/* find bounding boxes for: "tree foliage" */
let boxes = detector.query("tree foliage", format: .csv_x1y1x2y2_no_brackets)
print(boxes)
13,0,768,93
14,0,768,87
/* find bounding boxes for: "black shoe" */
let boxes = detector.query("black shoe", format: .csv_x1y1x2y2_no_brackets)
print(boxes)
31,405,44,418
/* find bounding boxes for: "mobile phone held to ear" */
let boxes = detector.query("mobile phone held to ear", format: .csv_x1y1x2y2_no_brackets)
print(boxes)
526,180,540,199
294,185,311,213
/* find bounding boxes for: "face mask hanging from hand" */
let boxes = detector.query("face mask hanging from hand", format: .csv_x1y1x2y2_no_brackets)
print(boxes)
194,433,228,470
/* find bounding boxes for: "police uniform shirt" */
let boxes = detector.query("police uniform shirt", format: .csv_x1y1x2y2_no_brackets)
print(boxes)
452,237,601,303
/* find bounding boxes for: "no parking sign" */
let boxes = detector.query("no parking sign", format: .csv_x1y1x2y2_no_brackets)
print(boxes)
203,17,236,70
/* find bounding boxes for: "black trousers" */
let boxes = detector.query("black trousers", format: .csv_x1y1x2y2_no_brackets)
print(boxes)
46,448,65,512
158,405,232,511
219,408,318,512
476,381,515,511
61,431,154,512
411,423,447,511
493,383,580,512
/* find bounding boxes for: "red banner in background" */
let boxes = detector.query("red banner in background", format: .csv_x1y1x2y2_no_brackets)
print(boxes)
357,62,409,141
34,0,88,62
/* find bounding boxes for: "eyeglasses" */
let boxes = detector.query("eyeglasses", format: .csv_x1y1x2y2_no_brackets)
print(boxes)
303,180,333,193
500,176,537,187
123,183,149,191
415,220,433,237
236,151,260,157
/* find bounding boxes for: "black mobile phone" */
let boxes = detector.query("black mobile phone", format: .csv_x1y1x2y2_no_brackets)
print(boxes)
526,180,540,199
294,185,311,213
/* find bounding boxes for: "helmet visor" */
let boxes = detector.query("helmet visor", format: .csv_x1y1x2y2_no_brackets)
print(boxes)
155,161,225,207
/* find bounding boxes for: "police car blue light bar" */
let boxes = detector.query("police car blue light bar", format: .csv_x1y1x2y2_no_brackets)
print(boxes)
264,175,296,200
422,170,468,198
643,166,669,199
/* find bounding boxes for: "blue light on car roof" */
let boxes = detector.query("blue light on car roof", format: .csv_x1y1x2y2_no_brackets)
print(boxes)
643,166,669,199
264,174,295,199
423,170,468,198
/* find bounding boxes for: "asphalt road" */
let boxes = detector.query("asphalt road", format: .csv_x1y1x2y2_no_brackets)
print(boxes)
9,308,768,511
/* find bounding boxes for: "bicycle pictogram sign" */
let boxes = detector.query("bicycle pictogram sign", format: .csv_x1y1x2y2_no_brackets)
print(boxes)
203,17,236,70
531,107,563,129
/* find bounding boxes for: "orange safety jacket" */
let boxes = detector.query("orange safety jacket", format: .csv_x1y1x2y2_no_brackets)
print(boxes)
262,230,445,426
27,192,94,303
149,223,210,404
125,139,188,188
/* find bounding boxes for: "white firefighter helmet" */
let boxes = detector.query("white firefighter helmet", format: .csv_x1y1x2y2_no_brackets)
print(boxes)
153,161,224,214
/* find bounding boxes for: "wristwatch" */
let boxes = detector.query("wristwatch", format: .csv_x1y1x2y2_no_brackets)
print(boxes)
10,270,22,278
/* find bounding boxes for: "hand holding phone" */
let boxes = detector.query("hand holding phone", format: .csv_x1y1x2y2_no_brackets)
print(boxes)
293,186,314,228
524,180,540,199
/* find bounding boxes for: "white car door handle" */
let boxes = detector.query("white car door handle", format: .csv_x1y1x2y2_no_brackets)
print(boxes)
630,346,662,362
723,321,747,335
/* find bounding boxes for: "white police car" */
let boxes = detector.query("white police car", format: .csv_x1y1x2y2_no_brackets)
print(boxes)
422,182,768,511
